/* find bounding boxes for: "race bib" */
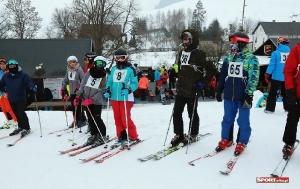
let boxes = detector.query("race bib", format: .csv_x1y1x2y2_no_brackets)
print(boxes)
180,51,191,66
68,71,76,80
228,62,244,78
85,76,102,89
280,52,289,63
113,70,127,82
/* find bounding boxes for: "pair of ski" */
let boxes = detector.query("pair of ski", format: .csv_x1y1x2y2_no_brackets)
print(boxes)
270,139,299,177
79,139,145,163
5,131,34,147
138,133,212,162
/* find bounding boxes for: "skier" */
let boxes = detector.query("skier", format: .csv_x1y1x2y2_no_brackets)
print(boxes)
0,58,18,129
74,56,108,146
83,52,97,74
104,47,139,148
264,37,290,113
60,56,87,128
282,41,300,156
0,59,37,137
170,29,216,147
154,67,161,95
216,31,260,155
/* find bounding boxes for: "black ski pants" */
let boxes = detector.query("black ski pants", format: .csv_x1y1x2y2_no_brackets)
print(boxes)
173,95,199,136
282,100,300,146
70,94,86,122
265,80,287,112
10,101,30,129
139,89,147,101
86,104,106,136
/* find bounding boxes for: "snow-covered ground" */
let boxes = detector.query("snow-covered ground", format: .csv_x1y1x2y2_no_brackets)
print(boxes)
0,90,299,189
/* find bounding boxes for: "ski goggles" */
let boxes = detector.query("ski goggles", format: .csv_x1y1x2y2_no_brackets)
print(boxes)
115,55,127,61
83,57,94,62
0,59,7,64
95,60,106,67
229,36,249,43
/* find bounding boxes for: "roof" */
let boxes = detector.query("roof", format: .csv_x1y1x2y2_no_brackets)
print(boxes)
252,22,300,35
254,38,300,55
0,39,93,78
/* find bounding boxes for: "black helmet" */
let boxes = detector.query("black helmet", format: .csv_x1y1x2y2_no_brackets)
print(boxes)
114,47,127,56
84,52,97,63
229,31,250,52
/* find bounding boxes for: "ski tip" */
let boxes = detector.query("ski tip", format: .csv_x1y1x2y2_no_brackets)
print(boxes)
7,144,13,147
188,162,195,166
270,174,279,177
220,171,229,175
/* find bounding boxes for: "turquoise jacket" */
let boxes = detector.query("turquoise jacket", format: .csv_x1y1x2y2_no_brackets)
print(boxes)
106,62,138,101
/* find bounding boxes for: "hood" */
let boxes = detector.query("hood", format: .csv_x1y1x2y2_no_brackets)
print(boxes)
277,44,290,52
67,63,80,72
182,29,200,51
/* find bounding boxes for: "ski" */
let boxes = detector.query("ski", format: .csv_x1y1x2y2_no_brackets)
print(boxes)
49,128,69,135
270,139,299,177
188,143,235,166
57,130,72,137
153,133,212,160
59,145,86,154
79,150,110,162
7,131,33,147
220,153,241,175
0,135,10,140
69,136,117,156
95,139,145,163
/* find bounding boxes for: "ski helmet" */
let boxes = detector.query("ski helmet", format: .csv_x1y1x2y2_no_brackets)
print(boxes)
94,56,107,68
84,52,97,63
277,37,289,45
114,47,128,63
180,30,193,49
67,56,78,63
229,31,250,52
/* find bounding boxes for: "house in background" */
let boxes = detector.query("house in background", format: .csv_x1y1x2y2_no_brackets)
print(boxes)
252,21,300,51
0,39,94,108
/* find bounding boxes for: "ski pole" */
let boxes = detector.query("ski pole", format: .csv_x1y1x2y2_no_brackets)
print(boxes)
85,105,108,148
34,93,42,137
185,92,198,154
63,99,68,127
71,106,77,146
106,97,110,127
79,104,83,133
122,83,130,150
163,103,175,146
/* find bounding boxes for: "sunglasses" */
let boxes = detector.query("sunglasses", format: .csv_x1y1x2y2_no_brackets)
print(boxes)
115,55,127,61
95,60,106,67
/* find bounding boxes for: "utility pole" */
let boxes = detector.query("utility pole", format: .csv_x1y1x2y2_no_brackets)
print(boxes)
240,0,246,32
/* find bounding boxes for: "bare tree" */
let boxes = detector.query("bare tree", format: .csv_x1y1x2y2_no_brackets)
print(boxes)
4,0,42,39
244,18,260,34
0,10,10,38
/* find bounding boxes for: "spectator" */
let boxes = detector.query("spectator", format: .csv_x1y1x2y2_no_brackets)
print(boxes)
138,73,149,101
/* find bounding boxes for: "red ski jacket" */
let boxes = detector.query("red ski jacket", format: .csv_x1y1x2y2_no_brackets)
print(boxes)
284,41,300,98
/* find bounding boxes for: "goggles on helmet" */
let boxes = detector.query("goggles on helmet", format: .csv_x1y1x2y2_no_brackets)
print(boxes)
180,32,192,40
95,60,106,67
229,36,250,43
115,55,127,61
0,59,7,64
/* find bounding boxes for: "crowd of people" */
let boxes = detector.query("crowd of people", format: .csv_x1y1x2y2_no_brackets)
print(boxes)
1,28,299,157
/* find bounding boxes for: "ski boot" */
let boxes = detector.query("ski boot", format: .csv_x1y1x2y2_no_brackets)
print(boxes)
215,138,233,152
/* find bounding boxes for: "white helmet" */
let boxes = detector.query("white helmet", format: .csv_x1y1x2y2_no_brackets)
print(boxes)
67,56,78,63
93,56,107,67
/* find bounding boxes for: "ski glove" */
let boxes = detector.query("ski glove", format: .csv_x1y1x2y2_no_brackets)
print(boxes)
82,98,93,106
264,73,271,84
242,94,253,109
30,86,37,93
286,89,297,106
121,88,129,96
73,95,81,107
194,82,205,90
216,90,222,102
104,89,111,98
63,95,70,101
60,87,67,96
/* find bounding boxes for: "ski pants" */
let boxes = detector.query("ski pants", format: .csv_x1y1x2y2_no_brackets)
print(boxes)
221,100,251,145
266,80,287,112
70,94,86,122
0,96,17,121
86,104,106,136
111,100,138,140
10,101,30,129
282,100,300,146
173,95,199,136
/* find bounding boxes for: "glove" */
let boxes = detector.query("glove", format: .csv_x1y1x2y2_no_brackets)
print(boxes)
63,95,70,101
60,87,67,96
216,90,222,102
121,88,129,96
286,89,297,106
73,95,81,107
104,89,111,98
30,86,37,93
264,73,271,84
194,82,205,90
82,98,93,106
242,94,253,109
